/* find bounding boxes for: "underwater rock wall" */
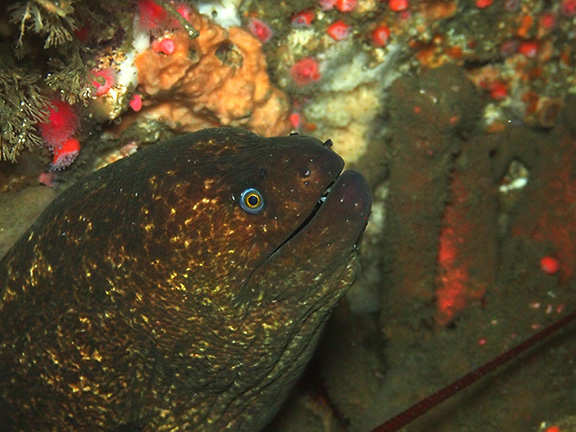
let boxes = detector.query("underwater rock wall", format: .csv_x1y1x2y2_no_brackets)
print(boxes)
2,1,576,431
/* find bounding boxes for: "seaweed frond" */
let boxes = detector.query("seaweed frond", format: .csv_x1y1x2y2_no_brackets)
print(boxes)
45,51,93,105
9,0,79,49
0,61,50,162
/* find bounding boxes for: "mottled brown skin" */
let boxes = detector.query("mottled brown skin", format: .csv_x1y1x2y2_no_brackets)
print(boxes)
0,127,371,431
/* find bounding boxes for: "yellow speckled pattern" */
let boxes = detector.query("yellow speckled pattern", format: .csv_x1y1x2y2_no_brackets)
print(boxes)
0,127,371,431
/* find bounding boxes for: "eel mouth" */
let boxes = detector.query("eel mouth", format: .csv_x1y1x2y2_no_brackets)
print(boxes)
282,169,372,249
295,181,336,234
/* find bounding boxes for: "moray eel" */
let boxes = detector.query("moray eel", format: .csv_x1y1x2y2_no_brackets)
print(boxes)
0,127,371,431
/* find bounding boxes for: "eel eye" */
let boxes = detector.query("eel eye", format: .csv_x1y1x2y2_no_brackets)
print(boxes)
240,188,264,214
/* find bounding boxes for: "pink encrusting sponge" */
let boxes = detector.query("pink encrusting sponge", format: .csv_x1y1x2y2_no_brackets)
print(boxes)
91,68,115,96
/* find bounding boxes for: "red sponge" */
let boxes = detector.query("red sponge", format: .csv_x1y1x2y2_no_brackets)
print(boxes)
51,138,81,170
38,99,79,149
138,0,169,30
